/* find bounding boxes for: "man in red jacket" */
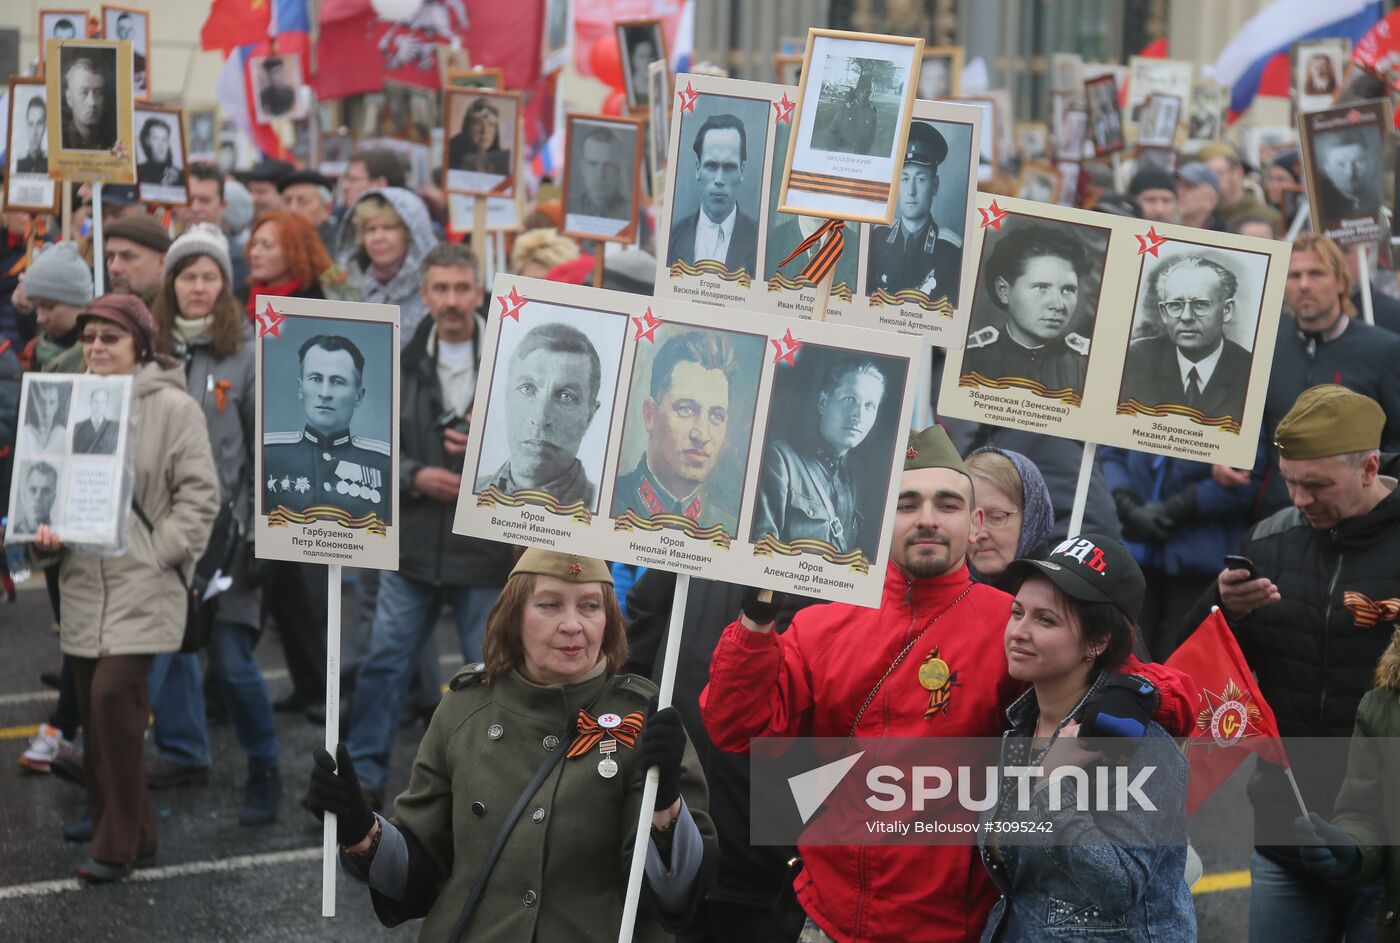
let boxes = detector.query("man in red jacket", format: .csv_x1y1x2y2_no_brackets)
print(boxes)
701,425,1196,943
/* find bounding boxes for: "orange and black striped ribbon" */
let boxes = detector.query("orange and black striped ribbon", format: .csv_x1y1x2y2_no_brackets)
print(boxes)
777,217,844,285
1343,591,1400,628
566,709,645,758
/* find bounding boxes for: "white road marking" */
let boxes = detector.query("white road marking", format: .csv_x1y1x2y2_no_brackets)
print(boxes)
0,847,323,900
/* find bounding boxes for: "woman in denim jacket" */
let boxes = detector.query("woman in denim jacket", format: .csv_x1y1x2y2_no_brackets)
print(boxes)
977,533,1195,942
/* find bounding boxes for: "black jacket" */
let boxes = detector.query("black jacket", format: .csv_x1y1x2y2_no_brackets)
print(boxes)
398,315,514,587
624,572,811,919
1187,467,1400,869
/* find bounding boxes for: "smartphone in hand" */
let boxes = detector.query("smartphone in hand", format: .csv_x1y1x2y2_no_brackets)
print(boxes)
1223,554,1258,580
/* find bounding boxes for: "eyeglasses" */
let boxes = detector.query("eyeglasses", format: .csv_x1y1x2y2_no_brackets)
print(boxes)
980,508,1020,530
1158,298,1216,319
80,331,129,346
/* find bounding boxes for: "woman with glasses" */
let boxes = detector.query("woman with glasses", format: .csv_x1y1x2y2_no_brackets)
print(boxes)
32,294,219,883
965,447,1056,585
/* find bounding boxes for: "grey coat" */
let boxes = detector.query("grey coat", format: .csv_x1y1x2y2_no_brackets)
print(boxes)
336,187,436,345
175,324,260,629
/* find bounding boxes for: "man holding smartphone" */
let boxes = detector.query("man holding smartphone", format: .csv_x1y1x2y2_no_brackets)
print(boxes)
1205,385,1400,943
343,243,514,809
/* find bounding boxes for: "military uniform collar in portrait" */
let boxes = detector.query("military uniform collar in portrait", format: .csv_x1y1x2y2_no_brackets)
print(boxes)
262,423,392,521
477,457,597,510
613,455,734,533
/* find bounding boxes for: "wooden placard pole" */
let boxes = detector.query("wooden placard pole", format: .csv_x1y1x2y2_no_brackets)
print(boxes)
1356,245,1375,326
322,563,343,916
472,198,488,280
61,184,74,243
616,573,690,943
92,183,104,295
1068,441,1098,537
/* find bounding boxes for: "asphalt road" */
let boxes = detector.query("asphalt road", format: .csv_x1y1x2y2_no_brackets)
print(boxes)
1,574,1256,941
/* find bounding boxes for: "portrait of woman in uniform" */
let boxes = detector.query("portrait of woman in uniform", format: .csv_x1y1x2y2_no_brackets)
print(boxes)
750,344,909,562
959,213,1111,406
610,322,766,541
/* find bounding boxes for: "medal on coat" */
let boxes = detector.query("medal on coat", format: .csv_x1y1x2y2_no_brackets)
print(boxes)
919,646,961,718
598,738,619,778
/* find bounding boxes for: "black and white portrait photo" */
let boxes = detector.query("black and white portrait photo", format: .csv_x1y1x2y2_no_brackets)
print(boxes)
617,19,665,113
474,303,628,516
1054,105,1088,161
443,89,518,196
1016,163,1061,204
810,55,901,158
1301,100,1389,247
71,380,123,455
647,59,670,187
864,117,973,302
611,324,766,539
1086,74,1124,156
57,44,119,152
1118,244,1267,428
40,11,84,56
1136,94,1181,148
250,54,303,123
187,107,217,162
261,321,394,525
8,459,62,537
917,47,962,100
102,6,149,99
541,0,571,73
750,345,909,560
5,79,59,214
17,378,72,454
960,214,1111,404
563,115,642,242
1187,82,1226,145
1294,40,1347,114
665,94,767,275
135,107,187,205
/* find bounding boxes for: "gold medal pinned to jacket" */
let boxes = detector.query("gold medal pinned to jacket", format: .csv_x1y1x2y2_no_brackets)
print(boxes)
919,646,960,718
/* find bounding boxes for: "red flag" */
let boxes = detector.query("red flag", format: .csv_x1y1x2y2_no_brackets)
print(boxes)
201,0,273,52
1137,37,1169,58
1353,9,1400,89
1165,610,1289,814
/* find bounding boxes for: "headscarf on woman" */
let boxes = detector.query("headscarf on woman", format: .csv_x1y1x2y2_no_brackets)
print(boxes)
966,446,1055,584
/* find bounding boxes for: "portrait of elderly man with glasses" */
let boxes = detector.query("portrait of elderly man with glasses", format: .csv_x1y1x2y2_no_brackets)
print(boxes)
1119,253,1253,424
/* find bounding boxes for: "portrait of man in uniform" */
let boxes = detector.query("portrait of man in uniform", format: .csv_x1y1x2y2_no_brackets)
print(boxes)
262,334,392,523
865,120,964,302
72,385,120,455
809,56,900,159
108,10,147,97
751,354,892,556
18,379,72,455
563,119,642,241
59,48,118,152
1119,251,1255,425
15,94,49,174
666,113,760,275
476,322,604,510
960,218,1104,402
253,56,299,123
612,330,741,536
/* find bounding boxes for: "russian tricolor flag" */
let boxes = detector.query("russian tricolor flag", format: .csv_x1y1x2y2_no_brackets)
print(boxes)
211,0,310,161
1214,0,1382,117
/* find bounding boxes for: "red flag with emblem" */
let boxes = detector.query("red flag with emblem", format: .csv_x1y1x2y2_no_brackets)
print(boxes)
200,0,273,52
1165,610,1289,814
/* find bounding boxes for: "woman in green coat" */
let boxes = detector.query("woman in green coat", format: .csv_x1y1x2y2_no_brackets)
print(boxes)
1296,628,1400,941
306,549,718,942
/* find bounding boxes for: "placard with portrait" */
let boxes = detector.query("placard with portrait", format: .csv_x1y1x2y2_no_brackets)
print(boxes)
5,78,60,214
442,88,520,198
45,38,135,183
561,114,645,244
133,104,188,206
1299,98,1391,248
100,5,151,100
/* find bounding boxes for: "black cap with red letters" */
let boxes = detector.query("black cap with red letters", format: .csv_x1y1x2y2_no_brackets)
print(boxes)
1006,533,1146,624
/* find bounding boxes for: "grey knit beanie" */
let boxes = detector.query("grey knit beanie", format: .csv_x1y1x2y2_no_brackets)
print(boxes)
163,223,233,286
25,242,94,307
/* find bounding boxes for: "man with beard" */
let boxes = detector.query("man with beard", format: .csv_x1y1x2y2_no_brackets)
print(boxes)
613,330,739,535
701,425,1201,943
60,53,117,151
136,117,181,187
16,97,48,174
961,221,1091,399
667,114,759,275
102,215,170,305
343,244,513,809
751,357,887,555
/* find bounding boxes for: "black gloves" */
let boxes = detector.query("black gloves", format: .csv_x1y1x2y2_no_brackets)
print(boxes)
1082,674,1157,739
741,586,784,626
1296,814,1363,880
1153,486,1198,524
638,707,687,811
1114,489,1173,543
305,744,376,847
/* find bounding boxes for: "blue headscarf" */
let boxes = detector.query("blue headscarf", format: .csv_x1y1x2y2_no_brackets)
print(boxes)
966,447,1055,584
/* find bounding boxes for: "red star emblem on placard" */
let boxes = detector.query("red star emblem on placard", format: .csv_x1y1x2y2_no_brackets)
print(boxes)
678,82,699,114
1136,225,1168,257
978,199,1009,230
632,307,663,343
255,302,286,339
771,328,803,366
497,286,527,321
774,93,795,125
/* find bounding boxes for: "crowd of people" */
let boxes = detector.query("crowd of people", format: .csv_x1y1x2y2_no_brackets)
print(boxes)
1,91,1399,943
